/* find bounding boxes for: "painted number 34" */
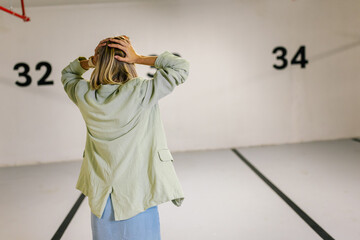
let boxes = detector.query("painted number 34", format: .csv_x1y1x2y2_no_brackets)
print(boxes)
272,46,308,69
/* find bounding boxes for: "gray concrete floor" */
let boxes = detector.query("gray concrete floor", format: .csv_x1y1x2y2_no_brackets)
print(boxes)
0,138,359,239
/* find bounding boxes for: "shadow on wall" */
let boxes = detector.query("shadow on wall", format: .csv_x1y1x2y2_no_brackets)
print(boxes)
0,76,70,104
310,39,360,62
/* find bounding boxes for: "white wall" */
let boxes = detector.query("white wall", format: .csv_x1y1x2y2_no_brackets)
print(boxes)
0,0,359,166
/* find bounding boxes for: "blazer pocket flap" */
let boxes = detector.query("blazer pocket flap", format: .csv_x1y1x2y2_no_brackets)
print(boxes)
158,149,174,162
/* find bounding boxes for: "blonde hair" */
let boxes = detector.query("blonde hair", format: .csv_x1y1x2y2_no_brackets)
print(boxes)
89,36,138,90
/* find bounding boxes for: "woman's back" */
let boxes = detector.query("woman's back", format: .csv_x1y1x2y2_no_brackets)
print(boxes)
77,78,144,140
61,49,190,221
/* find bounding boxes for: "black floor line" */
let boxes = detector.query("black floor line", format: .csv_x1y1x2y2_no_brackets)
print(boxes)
352,138,360,143
231,148,335,240
51,193,86,240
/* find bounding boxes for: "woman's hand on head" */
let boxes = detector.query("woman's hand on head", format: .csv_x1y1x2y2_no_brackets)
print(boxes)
92,38,109,65
107,36,140,64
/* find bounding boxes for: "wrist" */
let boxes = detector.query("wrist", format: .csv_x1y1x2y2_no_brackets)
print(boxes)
88,56,95,68
80,59,90,70
134,54,143,64
135,55,157,66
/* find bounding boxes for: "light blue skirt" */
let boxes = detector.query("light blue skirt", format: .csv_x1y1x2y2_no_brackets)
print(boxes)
91,194,161,240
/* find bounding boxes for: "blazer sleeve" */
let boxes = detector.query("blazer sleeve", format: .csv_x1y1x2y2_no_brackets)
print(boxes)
61,56,88,105
139,51,190,108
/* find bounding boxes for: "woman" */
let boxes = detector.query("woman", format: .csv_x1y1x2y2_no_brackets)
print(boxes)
61,35,190,240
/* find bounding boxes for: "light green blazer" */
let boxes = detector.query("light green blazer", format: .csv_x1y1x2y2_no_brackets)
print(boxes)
61,51,190,220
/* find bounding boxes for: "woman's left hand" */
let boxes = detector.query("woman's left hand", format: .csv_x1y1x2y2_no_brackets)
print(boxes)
91,38,109,65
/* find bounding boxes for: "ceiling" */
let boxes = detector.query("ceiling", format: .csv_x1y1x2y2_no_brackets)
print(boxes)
2,0,161,8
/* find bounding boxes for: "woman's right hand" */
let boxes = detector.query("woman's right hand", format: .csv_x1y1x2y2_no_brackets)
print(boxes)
107,36,140,64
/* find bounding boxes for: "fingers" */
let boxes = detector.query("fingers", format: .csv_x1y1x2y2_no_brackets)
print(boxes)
99,38,111,44
107,43,126,51
96,42,106,50
94,42,107,54
120,35,130,43
97,36,129,46
108,38,129,46
97,43,106,48
94,36,132,63
114,55,125,61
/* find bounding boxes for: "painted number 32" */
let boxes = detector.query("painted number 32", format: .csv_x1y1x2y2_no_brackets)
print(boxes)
272,46,308,69
14,62,53,87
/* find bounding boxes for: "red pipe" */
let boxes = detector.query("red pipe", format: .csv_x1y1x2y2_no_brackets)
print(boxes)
21,0,26,17
0,2,30,22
